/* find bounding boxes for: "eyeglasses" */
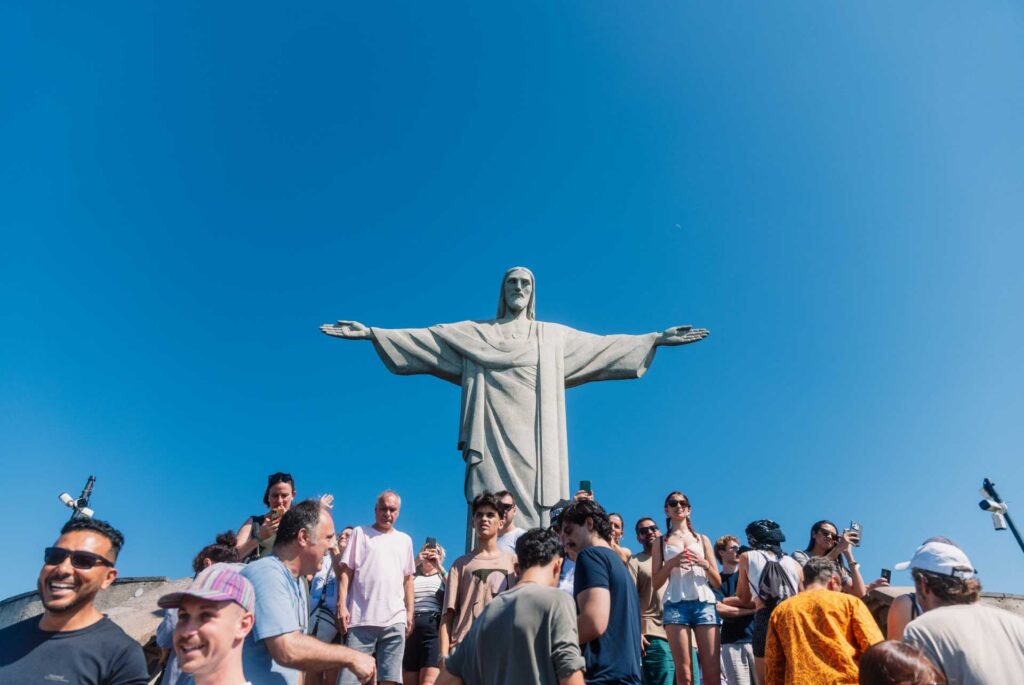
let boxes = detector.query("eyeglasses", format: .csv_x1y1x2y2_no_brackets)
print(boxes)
44,547,114,570
726,545,740,552
666,499,690,509
638,525,659,534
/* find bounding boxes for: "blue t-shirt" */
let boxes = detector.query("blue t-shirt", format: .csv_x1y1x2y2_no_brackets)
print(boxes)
714,572,754,644
241,555,309,685
573,546,643,685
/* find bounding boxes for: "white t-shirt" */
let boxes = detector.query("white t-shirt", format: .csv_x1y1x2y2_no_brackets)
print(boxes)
496,527,526,556
903,603,1024,685
341,525,416,628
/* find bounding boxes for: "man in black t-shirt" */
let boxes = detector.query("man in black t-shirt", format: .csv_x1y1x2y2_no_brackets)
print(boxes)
713,535,756,685
560,499,642,685
0,518,148,685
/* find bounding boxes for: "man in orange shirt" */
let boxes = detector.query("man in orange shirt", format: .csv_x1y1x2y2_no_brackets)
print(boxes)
764,558,883,685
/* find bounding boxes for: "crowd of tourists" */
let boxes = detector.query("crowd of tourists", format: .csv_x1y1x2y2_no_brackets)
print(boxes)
3,471,1024,685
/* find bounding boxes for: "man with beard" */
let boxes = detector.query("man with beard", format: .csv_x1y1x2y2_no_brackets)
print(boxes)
0,518,148,684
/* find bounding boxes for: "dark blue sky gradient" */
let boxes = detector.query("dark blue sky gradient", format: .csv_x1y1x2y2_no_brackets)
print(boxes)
3,2,1023,598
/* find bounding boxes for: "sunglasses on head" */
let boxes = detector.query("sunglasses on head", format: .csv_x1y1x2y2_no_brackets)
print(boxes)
638,525,658,534
666,499,690,508
44,547,114,570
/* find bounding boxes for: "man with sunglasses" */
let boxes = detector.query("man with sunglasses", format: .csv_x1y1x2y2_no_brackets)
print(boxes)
714,535,756,685
630,517,674,685
0,518,148,684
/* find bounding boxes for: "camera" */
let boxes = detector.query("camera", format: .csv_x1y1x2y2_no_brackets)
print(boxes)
979,499,1008,531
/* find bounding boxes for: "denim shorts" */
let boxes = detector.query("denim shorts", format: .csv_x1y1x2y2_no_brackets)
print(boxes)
663,599,719,627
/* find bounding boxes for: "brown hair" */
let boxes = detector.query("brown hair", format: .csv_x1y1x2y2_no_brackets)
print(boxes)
714,535,739,563
664,491,698,541
912,568,981,606
858,640,945,685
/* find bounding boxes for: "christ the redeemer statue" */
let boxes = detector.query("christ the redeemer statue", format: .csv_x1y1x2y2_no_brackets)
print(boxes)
320,266,708,531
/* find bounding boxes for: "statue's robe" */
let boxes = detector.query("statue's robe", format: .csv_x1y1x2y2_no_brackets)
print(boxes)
370,320,659,531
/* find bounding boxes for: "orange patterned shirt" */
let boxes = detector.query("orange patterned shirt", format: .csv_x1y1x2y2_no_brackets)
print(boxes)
765,588,884,685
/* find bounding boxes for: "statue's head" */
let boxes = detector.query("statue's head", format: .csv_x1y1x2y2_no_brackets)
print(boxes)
496,266,536,320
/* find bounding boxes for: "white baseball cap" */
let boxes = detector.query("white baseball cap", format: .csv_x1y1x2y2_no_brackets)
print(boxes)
894,537,977,579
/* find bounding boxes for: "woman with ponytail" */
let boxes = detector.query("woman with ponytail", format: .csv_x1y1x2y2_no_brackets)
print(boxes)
652,491,722,685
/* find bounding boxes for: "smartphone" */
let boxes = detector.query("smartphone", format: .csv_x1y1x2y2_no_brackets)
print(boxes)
268,510,281,521
426,537,437,549
881,568,891,582
580,480,592,494
849,521,862,547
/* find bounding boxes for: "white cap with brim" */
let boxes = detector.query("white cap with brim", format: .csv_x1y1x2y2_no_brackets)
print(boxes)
894,539,977,579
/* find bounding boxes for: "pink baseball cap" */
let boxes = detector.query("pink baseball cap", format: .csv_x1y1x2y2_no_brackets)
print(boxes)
159,563,255,613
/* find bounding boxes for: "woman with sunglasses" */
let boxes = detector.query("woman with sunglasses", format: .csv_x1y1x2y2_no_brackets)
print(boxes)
792,520,869,597
652,491,721,685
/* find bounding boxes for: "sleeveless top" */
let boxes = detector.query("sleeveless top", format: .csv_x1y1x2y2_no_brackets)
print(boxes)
663,538,717,604
745,549,802,600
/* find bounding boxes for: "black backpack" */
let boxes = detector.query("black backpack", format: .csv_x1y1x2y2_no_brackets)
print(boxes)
756,552,797,608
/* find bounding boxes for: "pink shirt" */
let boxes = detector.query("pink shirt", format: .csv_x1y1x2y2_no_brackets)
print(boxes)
341,525,416,628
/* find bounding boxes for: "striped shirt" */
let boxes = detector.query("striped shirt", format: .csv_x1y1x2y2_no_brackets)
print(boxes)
413,572,444,613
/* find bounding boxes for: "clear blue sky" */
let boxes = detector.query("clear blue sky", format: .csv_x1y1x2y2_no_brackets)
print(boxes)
3,2,1023,600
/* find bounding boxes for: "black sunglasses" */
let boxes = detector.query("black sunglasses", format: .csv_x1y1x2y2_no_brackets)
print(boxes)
44,547,115,570
666,499,690,508
638,525,659,534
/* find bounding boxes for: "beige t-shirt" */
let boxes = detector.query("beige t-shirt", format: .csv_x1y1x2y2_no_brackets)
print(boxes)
631,552,667,639
443,550,516,647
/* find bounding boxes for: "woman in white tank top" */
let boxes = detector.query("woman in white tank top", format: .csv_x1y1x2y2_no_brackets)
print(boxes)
651,491,722,685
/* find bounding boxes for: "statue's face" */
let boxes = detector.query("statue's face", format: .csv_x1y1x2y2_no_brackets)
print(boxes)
504,270,533,314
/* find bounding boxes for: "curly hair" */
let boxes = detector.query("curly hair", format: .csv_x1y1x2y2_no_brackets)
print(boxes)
913,568,981,605
61,518,125,560
472,491,502,515
515,528,564,570
191,530,240,573
560,499,612,543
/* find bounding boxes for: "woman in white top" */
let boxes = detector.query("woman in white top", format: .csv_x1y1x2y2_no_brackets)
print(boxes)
403,541,447,685
734,519,803,685
652,491,722,685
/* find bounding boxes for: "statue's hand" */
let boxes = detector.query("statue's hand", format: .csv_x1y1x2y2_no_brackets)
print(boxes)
658,325,709,346
320,320,373,340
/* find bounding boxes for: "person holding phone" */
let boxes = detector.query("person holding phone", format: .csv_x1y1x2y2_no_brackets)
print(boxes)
791,520,887,598
403,540,447,685
652,491,722,685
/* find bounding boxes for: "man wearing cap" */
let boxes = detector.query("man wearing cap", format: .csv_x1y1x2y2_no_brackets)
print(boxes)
0,518,148,685
898,538,1024,685
241,499,376,685
158,563,255,685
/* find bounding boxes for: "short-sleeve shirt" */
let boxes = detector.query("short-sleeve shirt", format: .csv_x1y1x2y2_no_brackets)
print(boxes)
903,603,1024,685
632,552,667,640
764,589,883,685
443,550,517,647
574,546,643,685
0,615,149,685
241,555,309,685
340,525,416,628
715,572,754,644
445,583,585,685
496,527,526,556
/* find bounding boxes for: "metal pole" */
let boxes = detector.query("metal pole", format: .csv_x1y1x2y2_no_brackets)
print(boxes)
982,478,1024,556
71,475,96,520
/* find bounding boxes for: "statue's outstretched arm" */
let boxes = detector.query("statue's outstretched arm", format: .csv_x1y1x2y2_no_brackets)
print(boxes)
656,325,709,347
319,320,374,341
